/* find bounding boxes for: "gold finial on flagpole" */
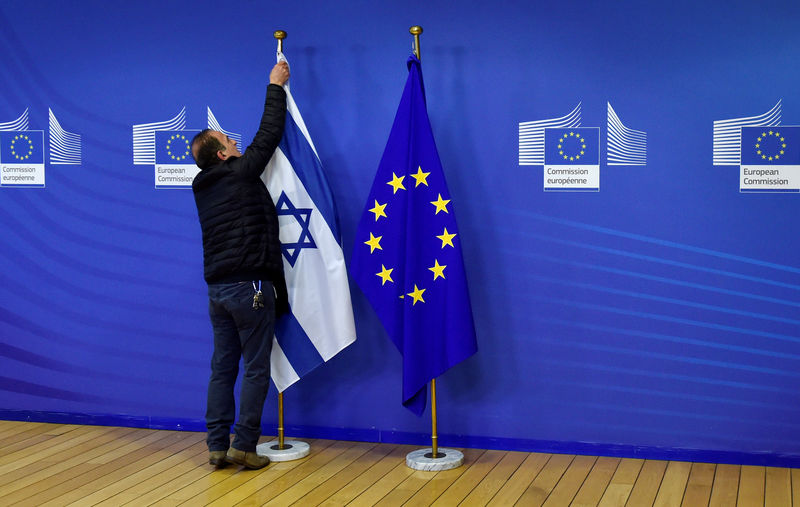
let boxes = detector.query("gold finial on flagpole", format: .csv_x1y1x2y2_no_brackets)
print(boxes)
409,26,423,59
274,30,287,53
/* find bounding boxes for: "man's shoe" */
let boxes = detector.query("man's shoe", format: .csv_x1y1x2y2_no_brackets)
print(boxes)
225,447,270,469
209,450,228,468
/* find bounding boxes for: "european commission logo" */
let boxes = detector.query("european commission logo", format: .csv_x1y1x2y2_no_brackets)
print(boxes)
543,128,600,191
153,130,200,188
133,107,241,189
713,100,800,192
0,108,82,188
0,131,45,187
739,126,800,192
519,102,646,192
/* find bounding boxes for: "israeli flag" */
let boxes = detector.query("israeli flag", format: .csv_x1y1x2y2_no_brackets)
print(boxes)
262,52,357,392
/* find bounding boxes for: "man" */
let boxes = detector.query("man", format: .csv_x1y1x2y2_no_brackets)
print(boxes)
190,61,290,470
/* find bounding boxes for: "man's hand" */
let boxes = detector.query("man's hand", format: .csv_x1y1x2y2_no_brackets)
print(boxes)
269,61,290,86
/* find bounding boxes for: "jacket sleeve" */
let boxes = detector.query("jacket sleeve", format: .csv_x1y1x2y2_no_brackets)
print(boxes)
236,83,287,178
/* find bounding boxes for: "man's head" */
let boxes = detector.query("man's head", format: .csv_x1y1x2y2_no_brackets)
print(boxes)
191,129,241,169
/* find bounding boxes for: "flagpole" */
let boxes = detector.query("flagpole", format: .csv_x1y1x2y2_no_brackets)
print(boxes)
254,29,312,465
256,388,309,461
403,25,463,472
278,391,284,448
430,378,439,458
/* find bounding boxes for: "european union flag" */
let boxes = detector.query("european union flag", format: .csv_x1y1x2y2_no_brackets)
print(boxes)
544,127,599,165
740,126,800,165
155,130,196,164
0,131,43,164
352,55,478,416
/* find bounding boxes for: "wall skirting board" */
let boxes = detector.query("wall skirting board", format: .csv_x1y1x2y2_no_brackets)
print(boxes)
3,409,798,469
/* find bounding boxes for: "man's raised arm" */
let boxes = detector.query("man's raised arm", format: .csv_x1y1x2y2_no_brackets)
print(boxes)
239,61,290,177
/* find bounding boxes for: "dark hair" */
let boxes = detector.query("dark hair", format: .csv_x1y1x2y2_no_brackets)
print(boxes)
191,129,226,169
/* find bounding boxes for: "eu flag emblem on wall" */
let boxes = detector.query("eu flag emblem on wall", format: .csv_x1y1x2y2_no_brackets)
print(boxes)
740,126,800,165
0,131,44,164
352,55,478,416
544,128,599,165
155,131,193,164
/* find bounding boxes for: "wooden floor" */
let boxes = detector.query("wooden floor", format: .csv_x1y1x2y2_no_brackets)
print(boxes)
0,421,798,506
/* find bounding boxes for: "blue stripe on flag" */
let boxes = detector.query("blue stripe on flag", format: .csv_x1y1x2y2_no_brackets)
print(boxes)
275,311,325,378
279,113,341,243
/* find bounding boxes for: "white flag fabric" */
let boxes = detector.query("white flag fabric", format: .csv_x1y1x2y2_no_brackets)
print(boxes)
262,52,357,392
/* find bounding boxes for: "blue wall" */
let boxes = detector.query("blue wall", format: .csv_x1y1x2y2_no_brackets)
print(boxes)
2,0,800,463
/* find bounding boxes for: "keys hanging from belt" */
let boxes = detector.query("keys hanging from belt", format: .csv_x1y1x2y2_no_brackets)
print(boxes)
252,281,265,310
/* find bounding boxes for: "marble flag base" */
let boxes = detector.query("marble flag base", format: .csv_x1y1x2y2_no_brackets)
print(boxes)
406,448,464,471
256,439,310,462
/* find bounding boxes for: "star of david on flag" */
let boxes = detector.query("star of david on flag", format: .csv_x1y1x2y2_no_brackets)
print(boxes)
352,55,478,416
261,52,356,392
275,191,316,267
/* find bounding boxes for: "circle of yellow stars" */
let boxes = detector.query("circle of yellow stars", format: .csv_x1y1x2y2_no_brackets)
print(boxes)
166,134,190,161
364,165,456,306
558,131,586,161
755,130,786,162
10,134,34,161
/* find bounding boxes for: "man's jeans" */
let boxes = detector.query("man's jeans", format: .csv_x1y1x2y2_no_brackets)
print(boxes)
205,281,274,452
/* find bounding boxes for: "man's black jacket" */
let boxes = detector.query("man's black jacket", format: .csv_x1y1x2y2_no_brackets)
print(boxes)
192,84,287,295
